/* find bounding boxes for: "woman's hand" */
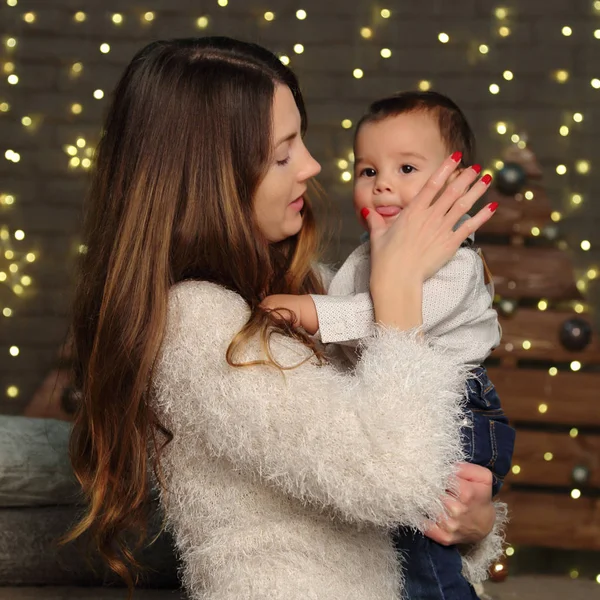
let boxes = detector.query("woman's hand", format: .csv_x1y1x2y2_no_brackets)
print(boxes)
424,463,496,546
364,153,497,330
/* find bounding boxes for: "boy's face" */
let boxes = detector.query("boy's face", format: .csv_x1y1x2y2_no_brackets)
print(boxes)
353,111,450,228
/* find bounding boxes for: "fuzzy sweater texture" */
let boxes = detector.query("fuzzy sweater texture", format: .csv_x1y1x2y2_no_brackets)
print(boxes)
151,279,507,600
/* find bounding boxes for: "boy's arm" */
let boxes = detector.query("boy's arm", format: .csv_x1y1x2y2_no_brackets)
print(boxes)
260,294,319,335
310,292,375,344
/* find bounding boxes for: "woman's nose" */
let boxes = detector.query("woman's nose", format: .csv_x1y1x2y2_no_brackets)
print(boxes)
300,153,321,180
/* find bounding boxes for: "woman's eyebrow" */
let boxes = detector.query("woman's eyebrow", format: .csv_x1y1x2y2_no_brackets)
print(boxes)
275,131,297,147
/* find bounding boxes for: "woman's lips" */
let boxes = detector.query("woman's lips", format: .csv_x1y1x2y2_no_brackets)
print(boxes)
375,206,402,217
289,196,304,211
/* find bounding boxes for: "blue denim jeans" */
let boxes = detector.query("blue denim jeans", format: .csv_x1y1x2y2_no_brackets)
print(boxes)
393,366,516,599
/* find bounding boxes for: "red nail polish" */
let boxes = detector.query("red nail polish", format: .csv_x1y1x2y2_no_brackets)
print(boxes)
361,208,370,219
471,164,482,174
481,174,493,185
451,151,462,163
489,202,499,212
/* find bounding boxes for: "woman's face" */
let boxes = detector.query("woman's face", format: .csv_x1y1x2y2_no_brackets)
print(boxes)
253,85,321,243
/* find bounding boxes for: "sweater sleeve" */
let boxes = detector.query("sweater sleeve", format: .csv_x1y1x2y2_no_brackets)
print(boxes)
153,281,469,531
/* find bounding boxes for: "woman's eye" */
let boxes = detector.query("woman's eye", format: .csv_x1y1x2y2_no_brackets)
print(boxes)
361,168,376,177
276,156,291,166
400,165,416,174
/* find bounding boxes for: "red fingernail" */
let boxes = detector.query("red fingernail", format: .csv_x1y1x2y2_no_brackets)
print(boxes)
361,208,370,219
481,174,493,185
489,202,499,212
451,151,462,163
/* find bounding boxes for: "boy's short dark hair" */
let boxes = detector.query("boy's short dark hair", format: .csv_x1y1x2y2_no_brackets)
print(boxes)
354,90,476,166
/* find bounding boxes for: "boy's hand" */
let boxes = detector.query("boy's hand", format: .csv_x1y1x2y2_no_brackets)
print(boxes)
260,294,319,335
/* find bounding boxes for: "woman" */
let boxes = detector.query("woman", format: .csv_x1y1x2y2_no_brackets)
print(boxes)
66,37,505,600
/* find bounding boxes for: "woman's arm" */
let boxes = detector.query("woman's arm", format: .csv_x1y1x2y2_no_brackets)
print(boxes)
154,280,468,532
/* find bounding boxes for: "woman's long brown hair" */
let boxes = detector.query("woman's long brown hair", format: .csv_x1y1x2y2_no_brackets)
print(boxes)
63,37,326,597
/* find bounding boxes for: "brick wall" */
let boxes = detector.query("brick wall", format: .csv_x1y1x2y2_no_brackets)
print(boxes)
1,0,599,413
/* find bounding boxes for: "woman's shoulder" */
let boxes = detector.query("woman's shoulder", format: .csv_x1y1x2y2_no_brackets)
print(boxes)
167,280,250,339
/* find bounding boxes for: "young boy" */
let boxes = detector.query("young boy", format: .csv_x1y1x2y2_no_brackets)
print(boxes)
263,91,515,599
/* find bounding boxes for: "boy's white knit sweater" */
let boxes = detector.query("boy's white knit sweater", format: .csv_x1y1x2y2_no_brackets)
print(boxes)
151,278,506,600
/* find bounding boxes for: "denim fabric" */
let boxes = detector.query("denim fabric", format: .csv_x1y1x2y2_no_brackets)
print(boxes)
463,366,516,497
393,530,480,600
395,366,515,599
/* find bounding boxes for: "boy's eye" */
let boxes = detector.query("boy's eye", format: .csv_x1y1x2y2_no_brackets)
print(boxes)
400,164,416,174
360,167,377,177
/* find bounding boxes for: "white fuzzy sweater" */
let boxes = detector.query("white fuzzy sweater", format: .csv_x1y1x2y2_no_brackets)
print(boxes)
151,280,506,600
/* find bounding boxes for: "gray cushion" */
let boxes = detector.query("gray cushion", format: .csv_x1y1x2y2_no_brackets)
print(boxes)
0,504,179,587
0,416,80,507
0,415,179,587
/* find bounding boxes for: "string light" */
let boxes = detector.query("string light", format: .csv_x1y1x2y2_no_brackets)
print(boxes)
512,465,521,475
560,125,569,136
570,428,579,438
576,160,590,174
143,12,155,22
489,83,500,94
6,0,17,6
23,12,35,23
506,547,515,557
538,300,548,311
556,164,567,175
544,452,553,461
548,367,558,376
380,8,391,18
438,33,450,44
293,44,304,54
570,361,582,372
538,403,548,414
100,43,110,54
571,489,581,499
499,26,511,37
341,171,352,182
353,68,364,79
503,70,513,80
93,89,104,99
551,211,562,222
554,70,569,83
571,193,583,205
341,119,352,129
264,12,274,21
71,103,82,114
573,112,583,122
581,240,591,251
217,0,228,6
591,78,600,88
418,80,431,91
337,159,348,169
111,13,123,25
196,16,209,29
479,44,489,54
361,27,372,39
7,74,18,85
380,48,392,58
562,26,573,37
279,55,290,65
296,9,307,20
6,386,18,398
74,11,86,22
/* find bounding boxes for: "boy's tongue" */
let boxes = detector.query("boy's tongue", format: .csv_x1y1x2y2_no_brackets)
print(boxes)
375,206,401,217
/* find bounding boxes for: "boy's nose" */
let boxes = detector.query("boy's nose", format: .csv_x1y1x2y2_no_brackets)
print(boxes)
374,178,393,194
